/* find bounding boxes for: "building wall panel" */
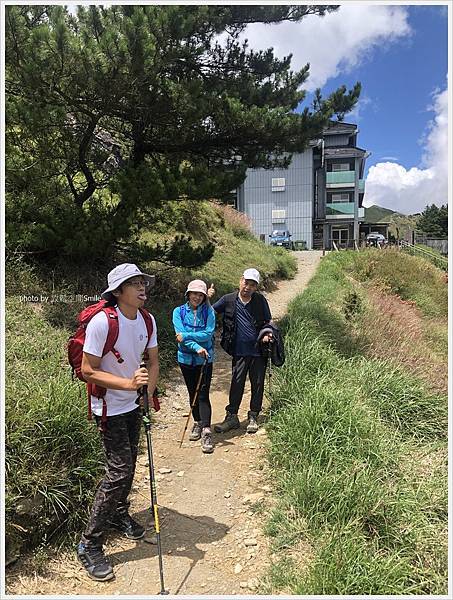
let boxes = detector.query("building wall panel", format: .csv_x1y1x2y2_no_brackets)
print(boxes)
241,149,314,248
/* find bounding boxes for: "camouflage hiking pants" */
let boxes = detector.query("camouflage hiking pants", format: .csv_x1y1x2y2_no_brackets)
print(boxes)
81,407,142,548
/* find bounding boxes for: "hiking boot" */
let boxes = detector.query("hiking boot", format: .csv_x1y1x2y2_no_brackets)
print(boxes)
109,512,145,540
246,411,259,434
77,543,114,582
189,421,202,441
201,428,214,454
214,411,240,433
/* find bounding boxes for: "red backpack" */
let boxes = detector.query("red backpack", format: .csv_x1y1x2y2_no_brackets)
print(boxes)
68,300,158,430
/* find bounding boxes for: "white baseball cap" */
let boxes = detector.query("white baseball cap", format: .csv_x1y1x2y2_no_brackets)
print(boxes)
242,268,260,284
101,263,155,299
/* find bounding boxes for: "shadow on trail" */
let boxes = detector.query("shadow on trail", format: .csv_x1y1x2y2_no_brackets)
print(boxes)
108,506,228,594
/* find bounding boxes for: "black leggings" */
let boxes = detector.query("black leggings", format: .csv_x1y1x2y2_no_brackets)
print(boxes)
179,362,213,428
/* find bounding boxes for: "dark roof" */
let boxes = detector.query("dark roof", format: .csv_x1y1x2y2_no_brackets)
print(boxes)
324,147,366,158
323,121,357,135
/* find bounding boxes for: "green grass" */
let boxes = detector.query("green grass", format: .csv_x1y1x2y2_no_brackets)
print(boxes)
264,250,448,595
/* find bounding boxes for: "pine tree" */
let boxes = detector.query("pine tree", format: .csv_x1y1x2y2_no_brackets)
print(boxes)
6,5,361,262
417,204,448,238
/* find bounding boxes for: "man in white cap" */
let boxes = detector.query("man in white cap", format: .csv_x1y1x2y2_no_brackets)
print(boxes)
211,268,272,434
77,263,159,582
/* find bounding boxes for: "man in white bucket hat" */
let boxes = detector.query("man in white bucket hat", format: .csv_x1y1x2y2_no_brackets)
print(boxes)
210,268,272,434
77,263,159,581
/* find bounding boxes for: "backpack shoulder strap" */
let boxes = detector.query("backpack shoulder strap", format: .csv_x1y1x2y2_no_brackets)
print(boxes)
201,303,208,326
101,306,121,361
139,308,154,346
179,304,188,324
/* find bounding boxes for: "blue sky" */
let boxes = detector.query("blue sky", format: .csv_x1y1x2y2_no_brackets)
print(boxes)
241,2,449,215
310,5,448,174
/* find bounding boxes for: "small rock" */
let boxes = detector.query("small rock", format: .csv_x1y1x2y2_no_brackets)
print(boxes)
224,449,229,452
144,535,158,545
200,583,206,588
244,538,258,547
177,471,185,477
234,564,243,574
260,485,272,492
239,581,248,589
182,412,190,417
255,428,266,436
182,487,188,492
224,492,231,498
242,493,264,505
158,468,172,474
158,454,165,458
177,546,186,551
248,577,259,590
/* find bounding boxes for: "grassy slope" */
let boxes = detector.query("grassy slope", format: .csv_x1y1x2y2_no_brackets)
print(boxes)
5,200,296,557
263,248,448,595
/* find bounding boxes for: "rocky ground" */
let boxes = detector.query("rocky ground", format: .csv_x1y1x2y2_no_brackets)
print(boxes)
6,251,323,597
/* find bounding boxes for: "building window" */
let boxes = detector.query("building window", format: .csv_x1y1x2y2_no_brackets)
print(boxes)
330,193,352,203
272,209,286,223
332,163,350,172
271,177,286,192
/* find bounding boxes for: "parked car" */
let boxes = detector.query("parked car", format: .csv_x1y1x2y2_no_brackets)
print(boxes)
366,232,388,248
269,230,294,250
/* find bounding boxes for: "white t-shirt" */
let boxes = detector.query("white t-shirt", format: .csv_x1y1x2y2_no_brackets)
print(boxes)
83,308,158,416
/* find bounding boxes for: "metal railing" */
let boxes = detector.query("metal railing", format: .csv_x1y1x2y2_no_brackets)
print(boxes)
399,240,448,271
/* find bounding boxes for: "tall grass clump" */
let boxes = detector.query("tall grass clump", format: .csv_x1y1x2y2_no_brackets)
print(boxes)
5,297,104,559
344,247,447,318
264,250,448,595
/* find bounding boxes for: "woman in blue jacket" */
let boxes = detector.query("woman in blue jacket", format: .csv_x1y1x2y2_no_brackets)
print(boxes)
173,279,216,453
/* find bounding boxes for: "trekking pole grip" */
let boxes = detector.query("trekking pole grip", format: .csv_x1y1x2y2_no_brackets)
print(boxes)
140,361,149,416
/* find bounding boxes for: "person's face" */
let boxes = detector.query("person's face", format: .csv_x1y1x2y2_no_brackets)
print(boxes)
239,277,258,298
114,276,149,307
188,291,205,308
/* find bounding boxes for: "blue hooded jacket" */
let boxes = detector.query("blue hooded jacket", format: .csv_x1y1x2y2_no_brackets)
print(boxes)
172,302,215,366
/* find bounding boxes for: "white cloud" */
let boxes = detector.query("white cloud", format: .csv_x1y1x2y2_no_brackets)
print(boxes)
241,5,412,91
364,87,448,214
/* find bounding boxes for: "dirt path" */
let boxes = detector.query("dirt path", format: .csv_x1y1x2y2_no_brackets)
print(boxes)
6,251,323,597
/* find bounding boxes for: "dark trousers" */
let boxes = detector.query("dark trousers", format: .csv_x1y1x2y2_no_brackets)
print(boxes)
81,407,141,548
179,362,213,428
226,355,267,415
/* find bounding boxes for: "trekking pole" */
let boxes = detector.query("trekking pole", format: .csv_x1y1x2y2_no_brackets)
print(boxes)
139,362,169,595
179,357,207,448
